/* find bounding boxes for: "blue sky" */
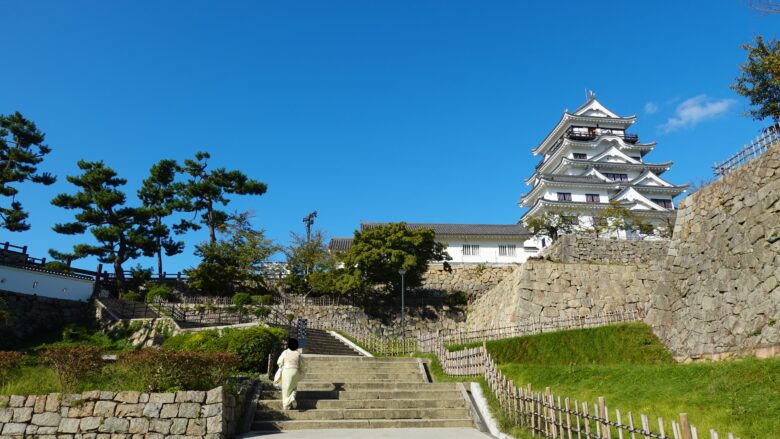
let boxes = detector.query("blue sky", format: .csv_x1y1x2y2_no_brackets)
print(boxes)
1,1,778,273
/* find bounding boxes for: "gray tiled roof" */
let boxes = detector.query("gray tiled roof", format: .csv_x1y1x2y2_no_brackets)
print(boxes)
360,222,531,236
328,237,354,252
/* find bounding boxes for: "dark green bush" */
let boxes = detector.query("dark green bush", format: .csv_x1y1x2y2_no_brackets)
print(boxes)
163,326,287,372
232,292,252,307
146,284,174,303
121,349,240,391
444,291,469,307
251,294,274,305
122,291,143,302
0,351,24,388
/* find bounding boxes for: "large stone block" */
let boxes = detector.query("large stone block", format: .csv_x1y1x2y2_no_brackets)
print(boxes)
98,417,129,433
31,411,61,426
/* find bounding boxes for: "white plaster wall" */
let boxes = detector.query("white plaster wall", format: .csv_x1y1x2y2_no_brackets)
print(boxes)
0,265,94,302
440,237,539,264
542,188,609,203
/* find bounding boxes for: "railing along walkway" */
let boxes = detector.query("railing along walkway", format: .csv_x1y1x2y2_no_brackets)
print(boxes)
714,124,779,177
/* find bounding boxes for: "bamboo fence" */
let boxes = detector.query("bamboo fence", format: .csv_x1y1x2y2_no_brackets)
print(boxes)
713,124,779,177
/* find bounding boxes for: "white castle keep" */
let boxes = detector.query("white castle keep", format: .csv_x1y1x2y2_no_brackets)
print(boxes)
519,93,687,237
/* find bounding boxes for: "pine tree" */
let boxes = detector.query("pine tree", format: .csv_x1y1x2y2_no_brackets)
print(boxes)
0,112,56,231
732,36,780,123
50,161,156,292
179,152,268,243
138,159,186,275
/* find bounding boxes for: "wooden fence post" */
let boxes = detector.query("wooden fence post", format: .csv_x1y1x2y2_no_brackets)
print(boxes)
679,414,692,439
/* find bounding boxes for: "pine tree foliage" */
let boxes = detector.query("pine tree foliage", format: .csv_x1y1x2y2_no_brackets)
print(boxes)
50,160,157,291
179,152,268,243
0,112,56,231
138,159,186,275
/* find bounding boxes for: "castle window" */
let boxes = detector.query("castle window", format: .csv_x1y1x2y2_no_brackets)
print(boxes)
557,192,572,201
586,194,600,203
604,173,629,182
651,199,673,209
573,153,587,159
499,245,516,257
462,245,480,256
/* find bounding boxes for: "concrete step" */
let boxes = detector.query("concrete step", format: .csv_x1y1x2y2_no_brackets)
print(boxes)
303,356,419,363
258,389,464,401
300,373,424,382
252,418,475,430
257,398,468,411
294,382,455,391
254,407,471,421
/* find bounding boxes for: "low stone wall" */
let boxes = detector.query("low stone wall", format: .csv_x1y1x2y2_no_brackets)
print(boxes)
466,259,661,329
0,290,93,345
541,234,670,265
646,143,780,361
0,387,237,439
420,264,516,301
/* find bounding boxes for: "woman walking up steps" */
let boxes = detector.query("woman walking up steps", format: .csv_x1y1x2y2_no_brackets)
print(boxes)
276,338,304,410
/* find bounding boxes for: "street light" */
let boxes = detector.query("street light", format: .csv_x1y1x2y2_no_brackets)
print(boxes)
398,268,406,344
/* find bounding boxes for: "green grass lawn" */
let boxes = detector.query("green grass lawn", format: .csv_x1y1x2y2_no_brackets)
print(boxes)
1,363,146,396
448,323,780,439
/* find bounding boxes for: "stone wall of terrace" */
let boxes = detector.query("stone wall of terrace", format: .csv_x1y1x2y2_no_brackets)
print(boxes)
466,259,661,329
0,290,93,343
541,234,670,265
646,143,780,361
420,264,516,302
0,387,237,439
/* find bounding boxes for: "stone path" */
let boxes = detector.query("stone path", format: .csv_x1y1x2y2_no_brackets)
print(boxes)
240,427,493,438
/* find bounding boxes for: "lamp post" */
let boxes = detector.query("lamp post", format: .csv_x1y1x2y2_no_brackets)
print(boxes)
398,268,406,344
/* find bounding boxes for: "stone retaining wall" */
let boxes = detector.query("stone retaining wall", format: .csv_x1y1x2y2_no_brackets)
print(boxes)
466,259,661,329
0,290,93,345
420,264,516,301
646,143,780,361
541,234,670,265
277,303,466,337
0,387,237,439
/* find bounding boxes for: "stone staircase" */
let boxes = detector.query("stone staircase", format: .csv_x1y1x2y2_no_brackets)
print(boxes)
252,356,475,430
301,328,362,356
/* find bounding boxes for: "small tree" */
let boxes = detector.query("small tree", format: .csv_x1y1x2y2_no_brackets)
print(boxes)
335,222,450,295
283,230,338,296
179,152,268,243
50,161,157,292
186,212,277,296
524,209,580,241
592,201,654,237
732,36,780,123
138,159,186,275
0,297,12,325
0,112,56,231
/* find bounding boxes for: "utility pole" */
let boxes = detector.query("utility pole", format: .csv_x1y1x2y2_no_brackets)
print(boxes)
302,211,318,276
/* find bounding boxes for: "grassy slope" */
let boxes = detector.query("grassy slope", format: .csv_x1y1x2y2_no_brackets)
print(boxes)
460,323,779,439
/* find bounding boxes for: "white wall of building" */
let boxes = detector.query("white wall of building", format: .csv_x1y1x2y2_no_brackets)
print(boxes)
0,265,94,302
440,237,540,264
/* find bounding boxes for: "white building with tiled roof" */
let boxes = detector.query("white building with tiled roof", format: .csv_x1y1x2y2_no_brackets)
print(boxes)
520,93,687,236
329,222,540,264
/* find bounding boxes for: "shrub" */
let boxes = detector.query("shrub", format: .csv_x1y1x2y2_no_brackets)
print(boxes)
232,292,252,307
444,291,469,307
163,326,287,372
146,284,174,303
40,346,104,392
0,351,24,388
44,261,71,272
251,306,271,319
251,294,274,305
122,291,143,302
121,349,240,391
